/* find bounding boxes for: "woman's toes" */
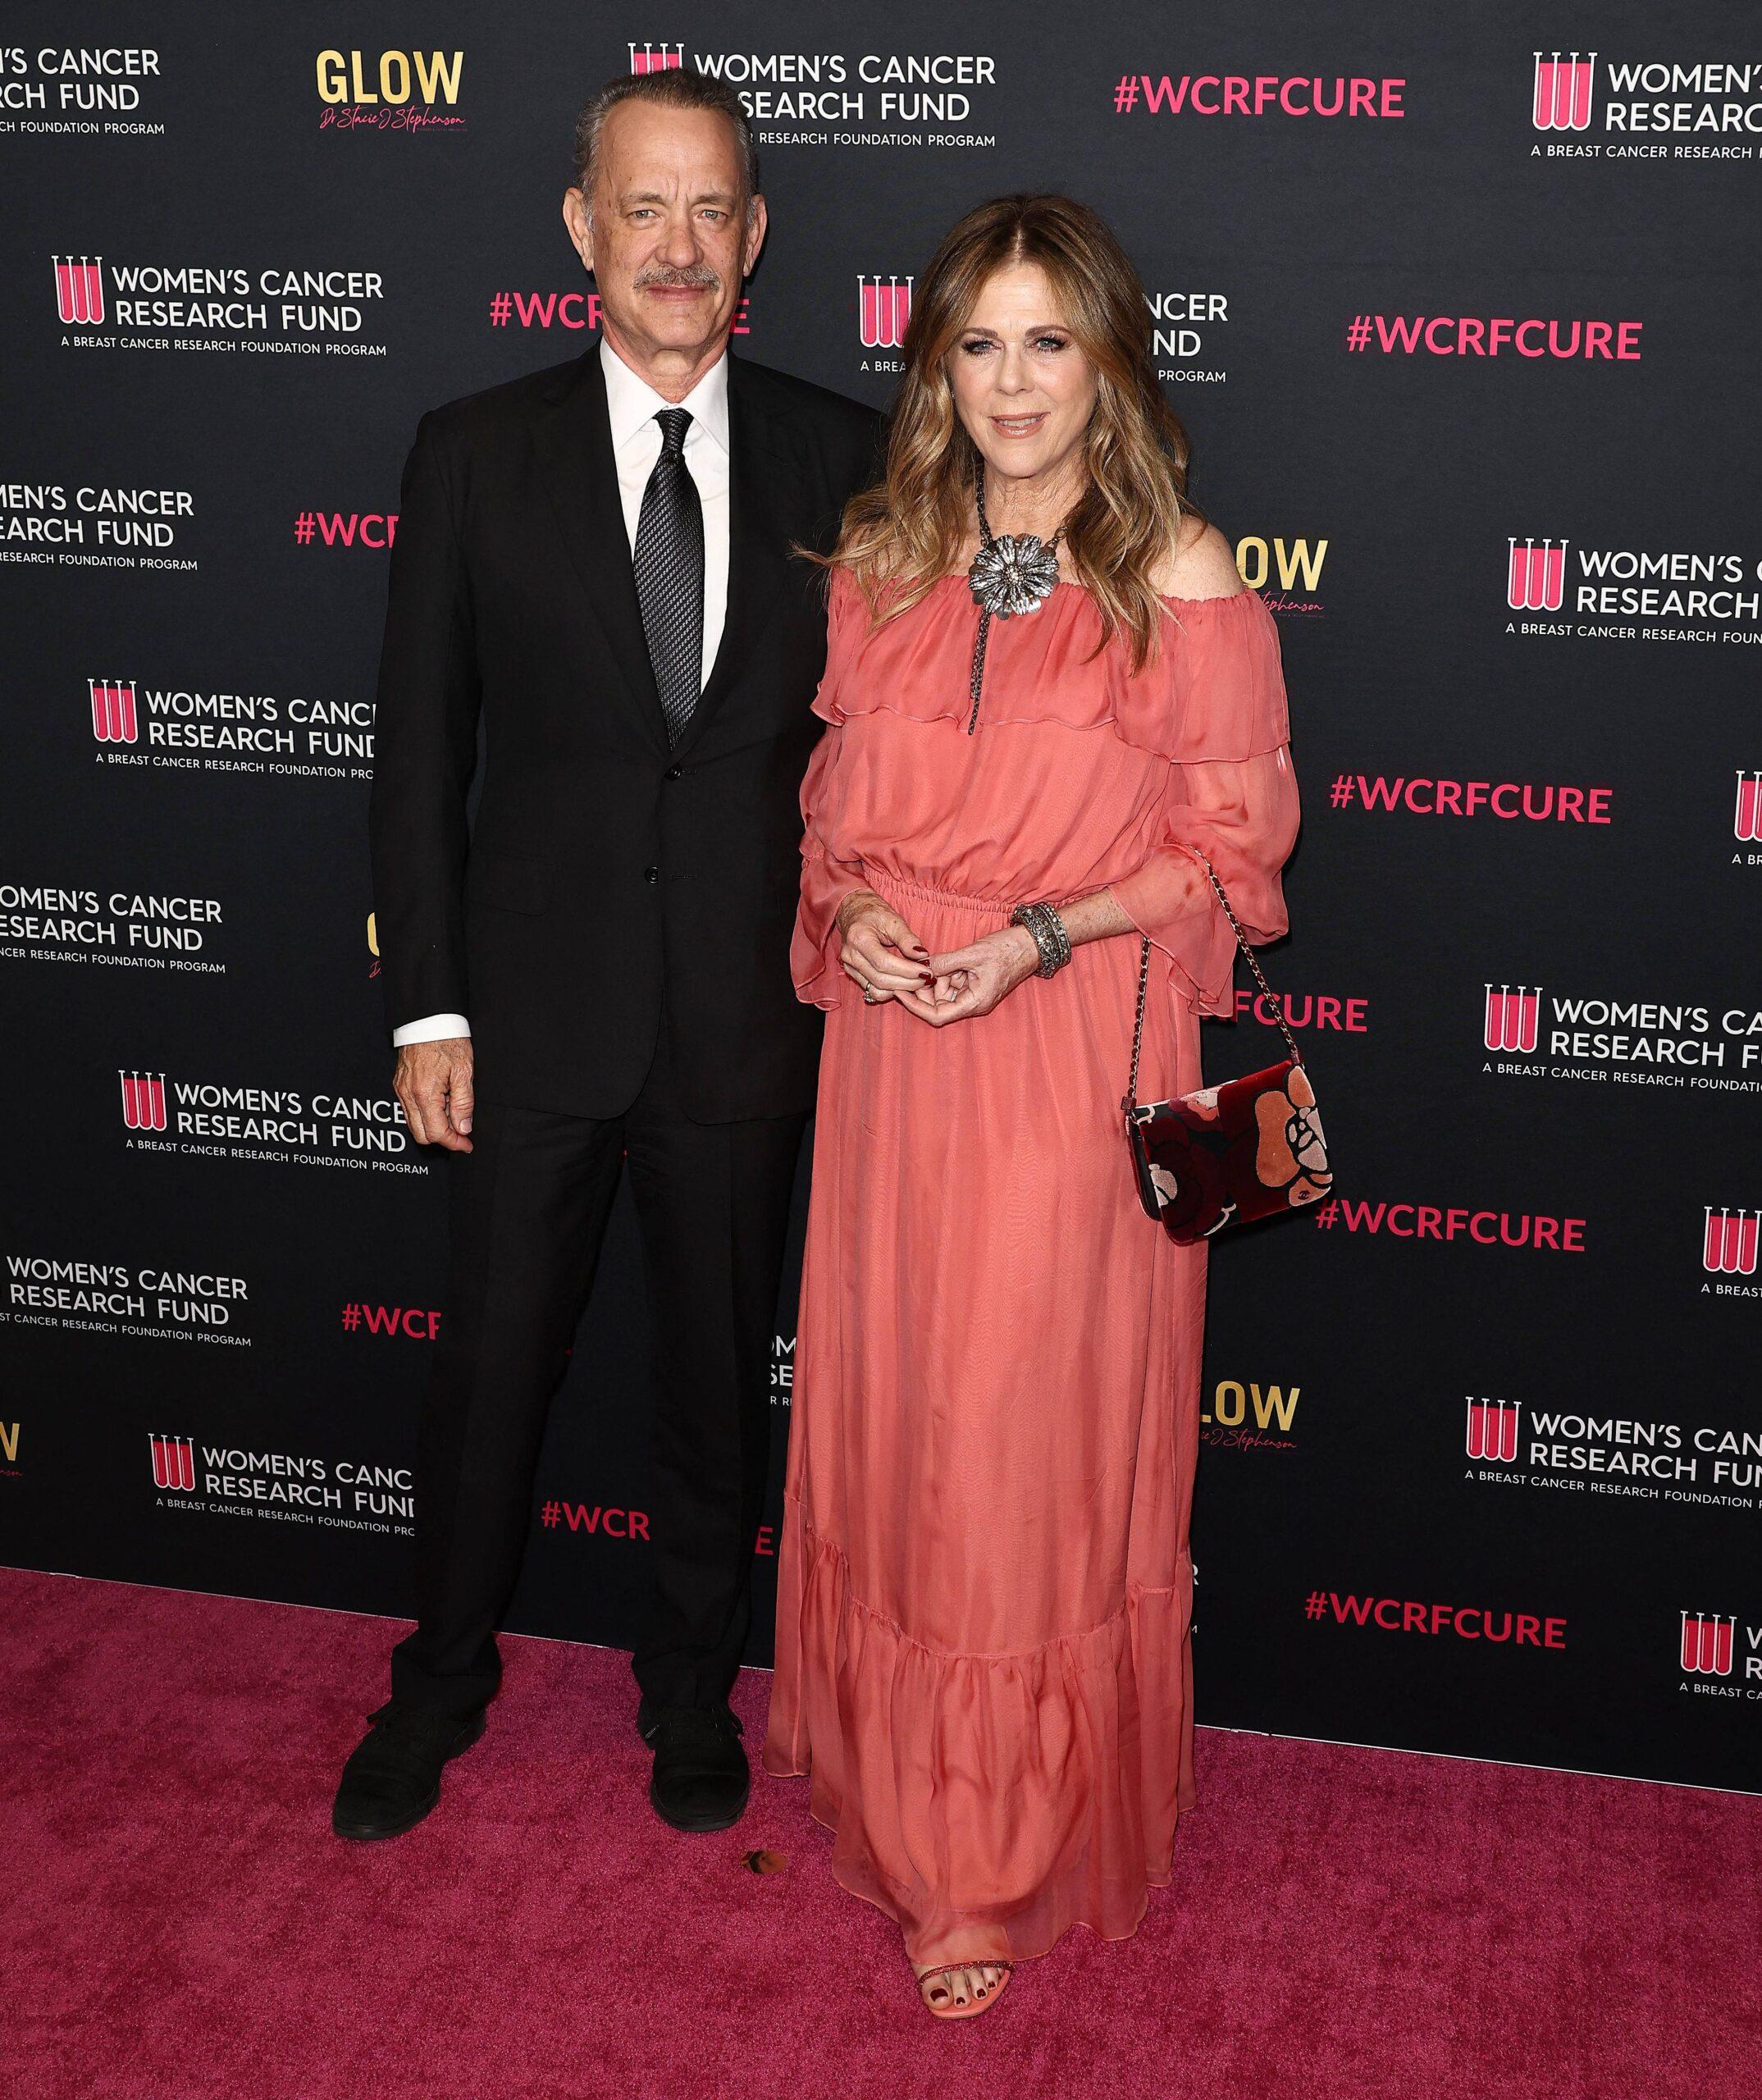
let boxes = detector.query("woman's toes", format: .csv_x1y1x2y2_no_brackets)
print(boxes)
914,1958,1009,2013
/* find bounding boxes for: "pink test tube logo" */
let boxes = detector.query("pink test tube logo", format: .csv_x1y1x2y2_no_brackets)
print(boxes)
53,255,105,325
1483,984,1541,1054
1734,771,1762,842
858,276,913,350
1507,538,1568,613
1703,1208,1760,1276
149,1434,196,1491
89,679,138,744
1465,1399,1521,1463
1532,52,1596,133
120,1071,168,1132
1678,1612,1734,1676
627,43,683,75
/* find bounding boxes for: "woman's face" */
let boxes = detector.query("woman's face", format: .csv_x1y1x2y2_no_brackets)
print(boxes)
947,262,1098,493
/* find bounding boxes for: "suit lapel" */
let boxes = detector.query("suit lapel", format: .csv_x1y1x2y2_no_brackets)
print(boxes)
528,348,670,755
669,350,792,763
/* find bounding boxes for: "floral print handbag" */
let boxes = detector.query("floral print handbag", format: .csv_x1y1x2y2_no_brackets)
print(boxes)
1122,846,1333,1243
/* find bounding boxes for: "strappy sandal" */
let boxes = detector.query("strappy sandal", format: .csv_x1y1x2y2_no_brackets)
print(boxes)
913,1959,1014,2020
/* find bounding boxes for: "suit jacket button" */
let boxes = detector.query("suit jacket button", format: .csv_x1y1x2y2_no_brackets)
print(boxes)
643,865,660,883
664,765,683,781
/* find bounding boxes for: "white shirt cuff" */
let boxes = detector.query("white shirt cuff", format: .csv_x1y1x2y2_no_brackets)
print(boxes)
391,1013,472,1046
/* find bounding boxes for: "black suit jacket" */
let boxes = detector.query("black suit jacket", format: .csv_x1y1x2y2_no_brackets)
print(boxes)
367,345,881,1121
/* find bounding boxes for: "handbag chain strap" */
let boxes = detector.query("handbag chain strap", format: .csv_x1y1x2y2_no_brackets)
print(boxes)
1126,843,1303,1108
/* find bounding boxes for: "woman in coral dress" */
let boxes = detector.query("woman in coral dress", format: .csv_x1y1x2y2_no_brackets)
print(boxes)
764,195,1301,2019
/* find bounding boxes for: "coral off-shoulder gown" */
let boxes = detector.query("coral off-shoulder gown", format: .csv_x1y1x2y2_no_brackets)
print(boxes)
763,564,1301,1967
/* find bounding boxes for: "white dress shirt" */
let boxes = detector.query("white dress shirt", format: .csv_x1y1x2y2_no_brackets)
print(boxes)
392,337,733,1048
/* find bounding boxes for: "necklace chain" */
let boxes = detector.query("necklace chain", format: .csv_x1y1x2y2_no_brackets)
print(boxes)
974,470,1068,557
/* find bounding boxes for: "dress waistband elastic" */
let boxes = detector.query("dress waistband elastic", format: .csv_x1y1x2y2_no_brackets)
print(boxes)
864,867,1020,913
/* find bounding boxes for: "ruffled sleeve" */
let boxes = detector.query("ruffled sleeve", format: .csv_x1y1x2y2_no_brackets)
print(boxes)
1104,591,1300,1017
792,568,874,1009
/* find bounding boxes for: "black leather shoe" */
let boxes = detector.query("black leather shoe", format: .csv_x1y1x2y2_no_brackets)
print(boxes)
646,1702,750,1833
331,1700,486,1841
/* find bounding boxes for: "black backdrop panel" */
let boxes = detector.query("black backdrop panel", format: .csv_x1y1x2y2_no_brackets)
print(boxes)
3,3,1757,1792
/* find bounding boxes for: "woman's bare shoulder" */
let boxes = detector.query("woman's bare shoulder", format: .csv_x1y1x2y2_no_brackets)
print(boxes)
1149,514,1246,601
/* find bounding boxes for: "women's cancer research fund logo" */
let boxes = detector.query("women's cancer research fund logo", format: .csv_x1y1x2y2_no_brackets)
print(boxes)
52,255,104,323
1531,53,1597,133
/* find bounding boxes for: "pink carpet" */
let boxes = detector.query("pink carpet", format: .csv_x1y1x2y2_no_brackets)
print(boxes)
4,1566,1757,2100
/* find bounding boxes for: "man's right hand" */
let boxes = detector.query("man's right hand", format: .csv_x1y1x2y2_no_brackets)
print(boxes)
394,1037,475,1153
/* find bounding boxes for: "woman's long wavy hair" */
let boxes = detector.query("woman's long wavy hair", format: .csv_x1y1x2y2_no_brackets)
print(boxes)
819,193,1202,672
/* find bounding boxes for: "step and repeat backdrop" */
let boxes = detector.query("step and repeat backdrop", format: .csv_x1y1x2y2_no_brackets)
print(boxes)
3,3,1757,1792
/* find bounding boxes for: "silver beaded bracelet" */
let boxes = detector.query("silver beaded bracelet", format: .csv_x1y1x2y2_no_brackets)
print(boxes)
1010,901,1072,978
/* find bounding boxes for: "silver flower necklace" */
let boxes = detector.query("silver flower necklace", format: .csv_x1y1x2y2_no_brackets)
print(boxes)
964,468,1073,734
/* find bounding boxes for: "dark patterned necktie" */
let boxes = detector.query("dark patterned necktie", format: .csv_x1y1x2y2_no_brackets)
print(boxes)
632,406,704,747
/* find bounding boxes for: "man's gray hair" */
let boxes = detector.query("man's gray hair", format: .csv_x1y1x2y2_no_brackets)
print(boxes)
572,68,760,215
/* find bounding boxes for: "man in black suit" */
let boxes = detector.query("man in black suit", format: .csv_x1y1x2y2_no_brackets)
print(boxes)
335,68,878,1841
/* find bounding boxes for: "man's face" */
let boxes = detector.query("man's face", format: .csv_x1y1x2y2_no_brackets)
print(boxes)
564,99,765,374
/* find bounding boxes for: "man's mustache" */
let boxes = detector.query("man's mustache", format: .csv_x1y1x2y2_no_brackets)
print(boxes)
633,266,721,291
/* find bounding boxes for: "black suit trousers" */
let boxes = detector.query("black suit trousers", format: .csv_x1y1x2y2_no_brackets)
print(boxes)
387,1010,807,1721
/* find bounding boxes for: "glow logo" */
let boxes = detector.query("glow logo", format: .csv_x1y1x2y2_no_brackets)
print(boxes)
1531,52,1596,132
1484,984,1541,1054
1508,537,1567,612
53,256,104,324
314,51,463,107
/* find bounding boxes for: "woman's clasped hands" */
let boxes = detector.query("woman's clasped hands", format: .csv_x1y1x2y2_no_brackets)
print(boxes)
834,891,1041,1025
